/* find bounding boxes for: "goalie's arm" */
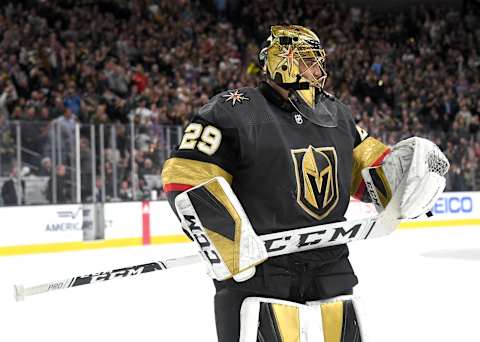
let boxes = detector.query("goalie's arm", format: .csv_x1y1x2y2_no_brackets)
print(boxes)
348,122,450,218
161,104,267,281
349,125,392,203
161,113,240,232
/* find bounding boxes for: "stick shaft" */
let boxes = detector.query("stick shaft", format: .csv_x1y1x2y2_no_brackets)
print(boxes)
17,254,202,300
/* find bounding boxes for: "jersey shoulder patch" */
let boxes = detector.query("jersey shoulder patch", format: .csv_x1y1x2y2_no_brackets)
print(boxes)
221,89,251,107
197,87,261,127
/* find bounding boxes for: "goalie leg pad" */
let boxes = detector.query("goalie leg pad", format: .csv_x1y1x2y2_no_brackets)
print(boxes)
174,177,267,281
307,295,363,342
240,296,362,342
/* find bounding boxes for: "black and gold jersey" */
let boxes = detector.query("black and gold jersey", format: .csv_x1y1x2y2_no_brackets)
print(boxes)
162,81,389,261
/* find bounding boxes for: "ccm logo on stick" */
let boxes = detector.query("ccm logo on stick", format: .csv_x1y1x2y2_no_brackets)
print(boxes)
433,196,473,214
264,224,362,253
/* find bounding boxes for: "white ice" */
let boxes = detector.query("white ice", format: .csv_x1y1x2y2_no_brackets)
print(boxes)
1,225,480,342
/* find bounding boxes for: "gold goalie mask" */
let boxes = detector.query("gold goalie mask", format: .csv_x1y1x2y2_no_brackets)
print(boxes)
259,25,338,127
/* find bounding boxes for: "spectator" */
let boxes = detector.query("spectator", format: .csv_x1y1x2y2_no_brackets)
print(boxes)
104,162,115,199
139,158,155,177
0,82,18,117
131,64,148,94
118,180,134,201
79,137,93,201
448,164,469,191
63,81,82,116
1,165,25,205
45,164,71,203
0,114,15,176
52,107,77,164
37,157,52,176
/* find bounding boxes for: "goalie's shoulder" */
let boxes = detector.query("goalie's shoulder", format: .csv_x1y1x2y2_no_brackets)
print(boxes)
318,90,351,115
322,91,360,125
321,90,348,111
197,87,261,126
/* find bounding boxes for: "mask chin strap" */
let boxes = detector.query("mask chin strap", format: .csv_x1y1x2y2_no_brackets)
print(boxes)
280,75,310,91
280,75,328,98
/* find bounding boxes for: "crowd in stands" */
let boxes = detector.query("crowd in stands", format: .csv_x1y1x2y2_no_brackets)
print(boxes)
0,0,479,205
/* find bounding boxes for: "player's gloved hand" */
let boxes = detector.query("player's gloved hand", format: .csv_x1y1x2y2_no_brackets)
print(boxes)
175,177,268,282
363,137,449,219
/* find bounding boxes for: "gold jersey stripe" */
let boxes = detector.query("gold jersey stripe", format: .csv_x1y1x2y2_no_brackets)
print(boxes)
271,303,301,342
321,301,344,342
350,137,390,196
161,157,233,187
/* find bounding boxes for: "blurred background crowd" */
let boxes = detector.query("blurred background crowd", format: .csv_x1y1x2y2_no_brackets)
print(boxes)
0,0,479,206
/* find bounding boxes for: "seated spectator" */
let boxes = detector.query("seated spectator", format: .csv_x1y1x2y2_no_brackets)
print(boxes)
37,157,52,176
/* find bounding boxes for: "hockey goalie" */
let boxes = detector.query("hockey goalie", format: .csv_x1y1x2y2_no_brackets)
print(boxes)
161,24,449,342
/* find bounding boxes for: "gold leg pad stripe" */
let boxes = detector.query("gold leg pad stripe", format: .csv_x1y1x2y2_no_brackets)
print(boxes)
321,301,344,342
272,303,301,342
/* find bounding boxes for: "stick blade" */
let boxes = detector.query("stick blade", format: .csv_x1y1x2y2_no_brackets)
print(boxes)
14,285,25,302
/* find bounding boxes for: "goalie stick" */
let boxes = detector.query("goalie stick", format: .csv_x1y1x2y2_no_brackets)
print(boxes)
14,186,403,301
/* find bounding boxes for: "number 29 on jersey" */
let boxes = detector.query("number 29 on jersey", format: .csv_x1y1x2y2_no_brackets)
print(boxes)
179,123,222,156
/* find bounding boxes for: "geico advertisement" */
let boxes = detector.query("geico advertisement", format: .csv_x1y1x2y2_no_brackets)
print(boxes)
431,192,478,218
346,192,479,220
0,204,84,246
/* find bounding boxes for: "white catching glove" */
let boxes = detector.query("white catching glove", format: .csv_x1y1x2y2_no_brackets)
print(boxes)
363,137,450,219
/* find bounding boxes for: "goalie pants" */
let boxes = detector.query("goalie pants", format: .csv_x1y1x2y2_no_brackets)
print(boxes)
213,249,358,342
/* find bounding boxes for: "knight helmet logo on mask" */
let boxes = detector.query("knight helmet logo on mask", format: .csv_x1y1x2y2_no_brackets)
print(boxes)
291,146,339,220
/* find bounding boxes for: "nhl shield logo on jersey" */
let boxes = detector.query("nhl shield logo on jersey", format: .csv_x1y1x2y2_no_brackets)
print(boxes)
291,146,339,220
222,89,250,106
294,114,303,124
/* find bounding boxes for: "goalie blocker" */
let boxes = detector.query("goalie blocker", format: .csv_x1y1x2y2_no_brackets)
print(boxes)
175,177,268,282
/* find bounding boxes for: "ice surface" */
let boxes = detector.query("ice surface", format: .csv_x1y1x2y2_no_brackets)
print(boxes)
1,226,480,342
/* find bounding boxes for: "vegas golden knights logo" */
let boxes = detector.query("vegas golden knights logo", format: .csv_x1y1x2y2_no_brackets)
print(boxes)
291,146,339,220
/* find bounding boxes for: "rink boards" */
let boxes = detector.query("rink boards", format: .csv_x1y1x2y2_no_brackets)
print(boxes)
0,192,479,256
